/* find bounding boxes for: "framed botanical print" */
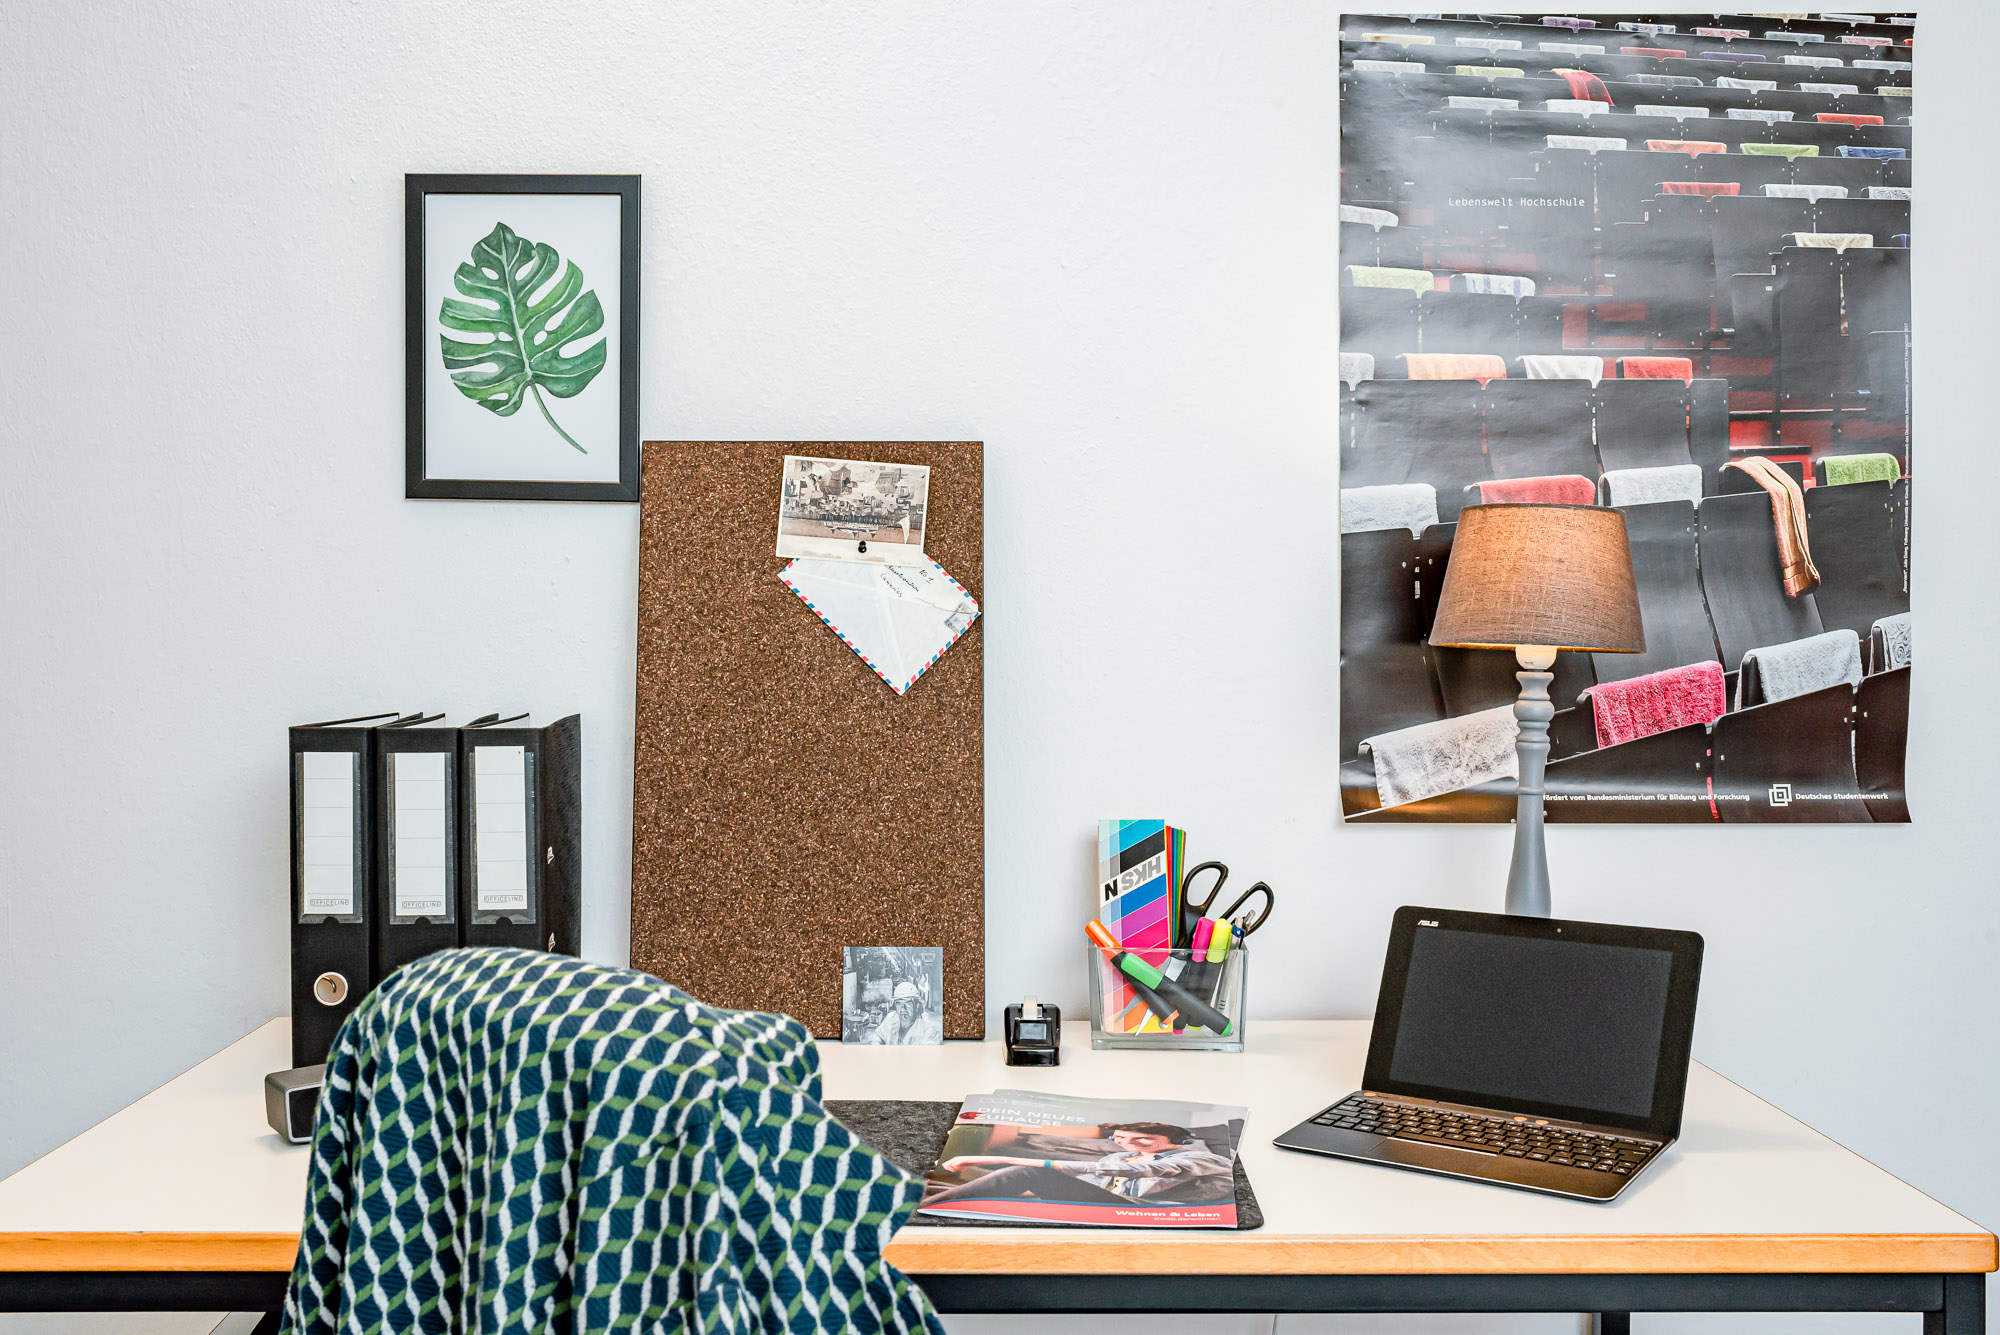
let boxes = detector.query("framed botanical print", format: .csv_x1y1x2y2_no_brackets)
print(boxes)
405,174,639,501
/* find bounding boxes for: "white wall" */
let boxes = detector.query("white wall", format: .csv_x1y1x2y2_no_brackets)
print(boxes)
2,3,1993,1333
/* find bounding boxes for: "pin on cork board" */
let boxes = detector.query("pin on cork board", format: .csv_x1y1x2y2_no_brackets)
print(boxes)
630,441,984,1038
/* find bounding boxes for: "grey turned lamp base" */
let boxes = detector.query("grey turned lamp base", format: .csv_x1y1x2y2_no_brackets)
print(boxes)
1505,659,1554,918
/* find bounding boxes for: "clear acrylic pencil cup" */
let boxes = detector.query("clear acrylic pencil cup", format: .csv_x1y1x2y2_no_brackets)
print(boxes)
1088,943,1247,1052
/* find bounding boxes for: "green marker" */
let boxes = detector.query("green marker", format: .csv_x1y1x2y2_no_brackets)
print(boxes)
1114,952,1234,1036
1087,920,1180,1028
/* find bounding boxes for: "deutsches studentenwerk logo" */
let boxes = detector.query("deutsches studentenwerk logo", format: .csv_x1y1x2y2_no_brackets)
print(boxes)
1768,783,1793,807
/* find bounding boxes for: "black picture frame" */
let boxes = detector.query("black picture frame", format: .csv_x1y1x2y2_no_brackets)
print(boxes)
405,174,640,502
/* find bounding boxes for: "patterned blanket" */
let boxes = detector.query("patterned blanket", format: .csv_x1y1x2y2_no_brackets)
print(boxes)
282,947,941,1335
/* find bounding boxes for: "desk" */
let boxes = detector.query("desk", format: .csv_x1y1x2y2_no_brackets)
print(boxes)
0,1019,1990,1329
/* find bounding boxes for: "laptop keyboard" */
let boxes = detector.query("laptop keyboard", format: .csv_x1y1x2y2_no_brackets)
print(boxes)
1311,1095,1659,1175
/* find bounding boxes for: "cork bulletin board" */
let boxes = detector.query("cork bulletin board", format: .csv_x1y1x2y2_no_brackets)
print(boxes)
630,441,985,1038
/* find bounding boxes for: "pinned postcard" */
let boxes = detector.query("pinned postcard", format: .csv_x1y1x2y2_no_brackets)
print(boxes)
776,455,931,565
781,556,979,695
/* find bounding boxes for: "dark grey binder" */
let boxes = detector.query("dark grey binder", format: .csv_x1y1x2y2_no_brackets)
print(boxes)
458,713,582,956
289,712,404,1067
371,714,461,979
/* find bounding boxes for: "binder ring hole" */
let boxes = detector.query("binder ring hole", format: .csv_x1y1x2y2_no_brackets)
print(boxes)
313,972,350,1007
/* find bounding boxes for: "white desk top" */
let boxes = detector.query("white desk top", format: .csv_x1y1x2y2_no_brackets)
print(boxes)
0,1019,1989,1276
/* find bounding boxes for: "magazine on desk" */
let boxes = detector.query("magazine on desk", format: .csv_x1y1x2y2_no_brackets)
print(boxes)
917,1090,1246,1227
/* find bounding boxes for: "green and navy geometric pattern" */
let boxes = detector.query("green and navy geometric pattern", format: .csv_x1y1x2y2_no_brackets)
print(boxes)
281,947,943,1335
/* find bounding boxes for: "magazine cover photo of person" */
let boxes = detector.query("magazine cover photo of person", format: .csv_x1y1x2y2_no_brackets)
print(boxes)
921,1119,1237,1226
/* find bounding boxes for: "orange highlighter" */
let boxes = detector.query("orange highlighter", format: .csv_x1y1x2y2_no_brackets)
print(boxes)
1087,919,1180,1029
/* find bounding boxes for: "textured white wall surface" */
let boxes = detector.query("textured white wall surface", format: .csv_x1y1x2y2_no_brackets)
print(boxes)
2,3,1993,1333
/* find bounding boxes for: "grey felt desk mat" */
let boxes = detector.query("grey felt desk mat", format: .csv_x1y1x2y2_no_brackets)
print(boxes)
825,1098,1263,1230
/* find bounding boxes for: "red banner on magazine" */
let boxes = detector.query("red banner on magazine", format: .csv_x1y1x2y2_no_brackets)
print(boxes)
919,1197,1236,1228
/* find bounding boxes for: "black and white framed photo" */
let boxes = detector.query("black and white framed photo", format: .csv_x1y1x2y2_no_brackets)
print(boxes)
841,946,945,1045
405,174,639,502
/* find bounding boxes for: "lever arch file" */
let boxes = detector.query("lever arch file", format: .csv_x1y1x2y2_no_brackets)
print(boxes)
290,711,404,1067
459,713,582,956
372,713,460,978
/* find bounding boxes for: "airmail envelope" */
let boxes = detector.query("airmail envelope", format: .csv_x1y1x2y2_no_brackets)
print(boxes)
780,556,980,695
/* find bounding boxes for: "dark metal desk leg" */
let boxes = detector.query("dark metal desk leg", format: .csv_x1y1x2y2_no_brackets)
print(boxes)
1924,1274,1984,1335
1594,1312,1632,1335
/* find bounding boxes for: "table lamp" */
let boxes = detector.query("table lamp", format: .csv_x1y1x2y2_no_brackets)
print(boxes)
1427,503,1645,917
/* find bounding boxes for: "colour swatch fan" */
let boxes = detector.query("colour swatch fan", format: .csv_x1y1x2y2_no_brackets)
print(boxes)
1097,820,1185,1033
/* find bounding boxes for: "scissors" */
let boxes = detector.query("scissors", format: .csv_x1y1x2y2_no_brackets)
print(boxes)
1178,860,1274,942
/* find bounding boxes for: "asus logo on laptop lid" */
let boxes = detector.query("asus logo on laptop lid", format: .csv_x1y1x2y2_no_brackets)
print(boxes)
1417,919,1439,927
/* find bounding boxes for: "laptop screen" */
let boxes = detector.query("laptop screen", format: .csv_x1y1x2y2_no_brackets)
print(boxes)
1365,909,1704,1136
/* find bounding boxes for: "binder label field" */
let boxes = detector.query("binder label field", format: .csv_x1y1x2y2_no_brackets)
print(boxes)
474,745,531,915
300,750,358,917
392,751,451,918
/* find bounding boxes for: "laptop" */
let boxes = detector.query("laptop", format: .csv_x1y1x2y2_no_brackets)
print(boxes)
1274,906,1704,1202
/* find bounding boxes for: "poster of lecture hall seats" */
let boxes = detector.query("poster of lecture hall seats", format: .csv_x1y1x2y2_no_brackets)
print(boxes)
1336,12,1912,824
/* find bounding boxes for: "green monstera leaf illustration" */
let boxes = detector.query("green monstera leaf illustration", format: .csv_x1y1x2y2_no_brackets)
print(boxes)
439,222,607,453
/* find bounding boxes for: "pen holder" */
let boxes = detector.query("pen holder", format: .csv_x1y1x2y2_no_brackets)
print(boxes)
1087,944,1247,1052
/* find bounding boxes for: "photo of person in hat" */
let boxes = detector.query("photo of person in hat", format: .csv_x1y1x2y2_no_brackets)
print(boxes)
841,946,945,1044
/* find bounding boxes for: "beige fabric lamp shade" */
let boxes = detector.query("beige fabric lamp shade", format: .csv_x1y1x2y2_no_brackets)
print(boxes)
1429,504,1647,653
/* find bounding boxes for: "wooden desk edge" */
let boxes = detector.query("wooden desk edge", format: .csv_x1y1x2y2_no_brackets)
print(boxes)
0,1234,300,1272
3,1231,1992,1276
